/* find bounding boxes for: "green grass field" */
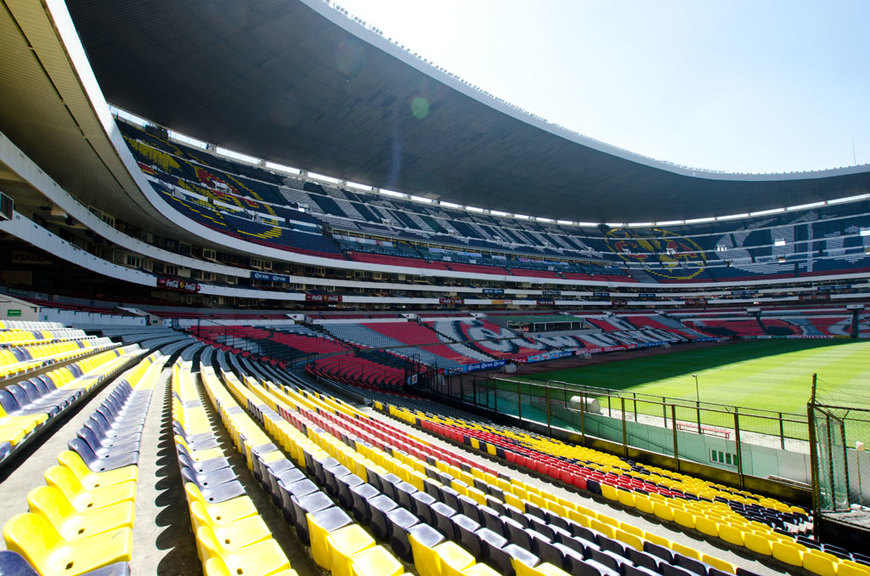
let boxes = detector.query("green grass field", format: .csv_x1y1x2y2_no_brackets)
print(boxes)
524,339,870,415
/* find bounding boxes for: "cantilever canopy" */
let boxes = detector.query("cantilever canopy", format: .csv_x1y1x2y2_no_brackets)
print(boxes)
67,0,870,223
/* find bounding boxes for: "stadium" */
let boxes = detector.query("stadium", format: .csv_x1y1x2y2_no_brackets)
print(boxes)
0,1,868,575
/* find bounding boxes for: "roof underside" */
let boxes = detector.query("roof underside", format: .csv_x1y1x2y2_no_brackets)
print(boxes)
66,0,870,223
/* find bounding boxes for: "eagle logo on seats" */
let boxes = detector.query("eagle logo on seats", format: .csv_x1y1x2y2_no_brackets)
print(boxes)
604,228,707,279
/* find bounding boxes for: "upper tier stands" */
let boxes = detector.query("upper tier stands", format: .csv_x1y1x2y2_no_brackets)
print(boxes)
119,120,870,283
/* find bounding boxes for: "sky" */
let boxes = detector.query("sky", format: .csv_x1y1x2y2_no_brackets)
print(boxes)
330,0,870,175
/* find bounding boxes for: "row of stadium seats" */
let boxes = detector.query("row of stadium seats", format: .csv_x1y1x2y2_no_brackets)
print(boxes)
231,359,749,576
172,352,298,576
382,405,870,576
0,345,142,466
200,348,413,576
0,335,116,379
0,350,163,575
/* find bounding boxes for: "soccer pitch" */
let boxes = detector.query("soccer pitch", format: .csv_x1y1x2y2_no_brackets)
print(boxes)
523,339,870,415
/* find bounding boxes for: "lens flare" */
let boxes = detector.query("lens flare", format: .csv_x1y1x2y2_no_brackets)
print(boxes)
411,96,430,119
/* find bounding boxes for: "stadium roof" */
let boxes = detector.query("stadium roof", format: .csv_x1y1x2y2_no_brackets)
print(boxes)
42,1,870,222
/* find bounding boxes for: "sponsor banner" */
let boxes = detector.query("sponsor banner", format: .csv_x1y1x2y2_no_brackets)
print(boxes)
157,277,201,293
731,289,758,297
593,291,610,299
482,288,504,295
637,293,656,300
684,298,707,306
439,297,464,305
526,350,573,363
575,344,638,356
490,299,513,306
11,251,52,265
541,290,561,297
446,360,505,375
252,271,290,283
799,293,830,302
305,294,343,303
536,299,555,306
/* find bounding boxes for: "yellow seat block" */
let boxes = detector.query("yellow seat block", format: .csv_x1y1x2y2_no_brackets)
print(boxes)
197,525,291,576
743,532,772,556
671,542,701,561
718,523,745,546
770,541,804,567
613,528,643,551
634,494,655,515
839,560,870,576
652,501,675,522
3,512,133,576
350,545,404,576
802,550,839,576
436,541,476,576
673,508,696,530
328,525,376,576
701,554,735,574
695,516,719,538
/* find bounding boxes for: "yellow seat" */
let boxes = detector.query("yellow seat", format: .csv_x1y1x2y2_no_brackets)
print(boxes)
189,501,271,559
802,549,839,576
839,560,870,576
26,485,135,539
44,466,136,511
307,510,353,570
436,541,476,576
634,494,655,515
652,501,675,522
463,563,502,576
770,540,804,567
327,525,376,576
185,485,258,524
197,525,291,576
613,528,643,551
409,529,444,576
743,532,772,556
695,516,719,538
701,554,735,574
350,545,404,576
617,490,636,508
671,542,701,561
590,518,616,539
673,508,696,530
718,523,744,546
204,557,299,576
600,483,619,501
3,512,132,576
57,451,138,488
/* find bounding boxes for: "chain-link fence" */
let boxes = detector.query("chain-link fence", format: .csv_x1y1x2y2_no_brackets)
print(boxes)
809,400,870,530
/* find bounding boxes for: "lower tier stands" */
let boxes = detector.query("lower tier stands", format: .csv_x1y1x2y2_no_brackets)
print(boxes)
1,349,163,575
0,342,143,467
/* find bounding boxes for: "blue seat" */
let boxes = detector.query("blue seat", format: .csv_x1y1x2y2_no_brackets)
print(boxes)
291,491,334,544
367,494,399,541
386,506,420,562
179,467,245,503
349,482,380,524
68,438,138,472
335,470,365,509
430,501,458,539
410,491,436,524
476,527,511,575
453,513,483,558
